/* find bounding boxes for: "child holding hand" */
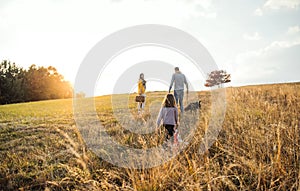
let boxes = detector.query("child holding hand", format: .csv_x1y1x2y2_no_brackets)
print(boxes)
156,93,179,141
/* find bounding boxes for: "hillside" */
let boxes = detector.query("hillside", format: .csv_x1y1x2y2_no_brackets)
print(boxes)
0,83,299,190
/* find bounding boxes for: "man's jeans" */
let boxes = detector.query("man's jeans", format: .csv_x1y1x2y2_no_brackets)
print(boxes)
174,89,184,113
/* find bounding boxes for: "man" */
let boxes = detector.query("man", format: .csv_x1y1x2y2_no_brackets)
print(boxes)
169,67,188,113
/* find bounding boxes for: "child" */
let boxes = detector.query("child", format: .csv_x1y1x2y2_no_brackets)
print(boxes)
156,93,179,141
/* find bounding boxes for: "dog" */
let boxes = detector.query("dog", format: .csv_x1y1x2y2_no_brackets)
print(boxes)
184,100,201,112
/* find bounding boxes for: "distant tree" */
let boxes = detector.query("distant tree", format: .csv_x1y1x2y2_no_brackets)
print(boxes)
0,60,73,104
75,91,85,98
46,66,72,99
25,64,45,101
0,60,25,104
24,64,73,101
204,70,231,87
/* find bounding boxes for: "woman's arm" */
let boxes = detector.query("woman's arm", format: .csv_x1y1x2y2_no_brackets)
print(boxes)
138,80,142,95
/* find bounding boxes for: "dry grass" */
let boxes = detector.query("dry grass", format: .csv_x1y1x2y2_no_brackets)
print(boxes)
0,83,299,190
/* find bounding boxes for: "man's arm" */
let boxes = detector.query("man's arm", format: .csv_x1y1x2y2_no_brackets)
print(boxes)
169,74,175,93
184,75,188,93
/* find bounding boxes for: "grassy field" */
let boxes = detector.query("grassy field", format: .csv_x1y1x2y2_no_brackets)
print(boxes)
0,83,299,190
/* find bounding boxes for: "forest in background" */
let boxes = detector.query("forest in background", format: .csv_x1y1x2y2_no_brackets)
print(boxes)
0,60,72,104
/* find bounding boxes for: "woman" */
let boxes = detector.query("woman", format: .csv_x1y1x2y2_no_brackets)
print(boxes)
137,73,146,114
156,93,179,141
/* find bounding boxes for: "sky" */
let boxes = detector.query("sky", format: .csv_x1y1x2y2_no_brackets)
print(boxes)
0,0,299,96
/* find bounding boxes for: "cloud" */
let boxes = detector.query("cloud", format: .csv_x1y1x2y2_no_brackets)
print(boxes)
254,0,300,15
254,8,263,16
287,25,300,35
264,39,300,51
243,32,262,41
264,0,300,9
108,0,217,19
233,36,300,85
237,38,300,64
1,0,216,83
192,0,217,18
232,26,300,85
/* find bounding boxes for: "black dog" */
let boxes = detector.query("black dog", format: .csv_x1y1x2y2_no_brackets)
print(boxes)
184,100,201,112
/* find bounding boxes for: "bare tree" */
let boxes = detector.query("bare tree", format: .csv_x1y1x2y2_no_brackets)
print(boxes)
204,70,231,87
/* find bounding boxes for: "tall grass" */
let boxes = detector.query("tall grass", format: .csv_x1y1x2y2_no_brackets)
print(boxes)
0,83,299,190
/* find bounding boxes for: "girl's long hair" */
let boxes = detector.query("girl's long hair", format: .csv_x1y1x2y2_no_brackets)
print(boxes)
163,93,176,107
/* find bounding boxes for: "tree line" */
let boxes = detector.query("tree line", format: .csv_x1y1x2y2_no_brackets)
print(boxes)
0,60,73,104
